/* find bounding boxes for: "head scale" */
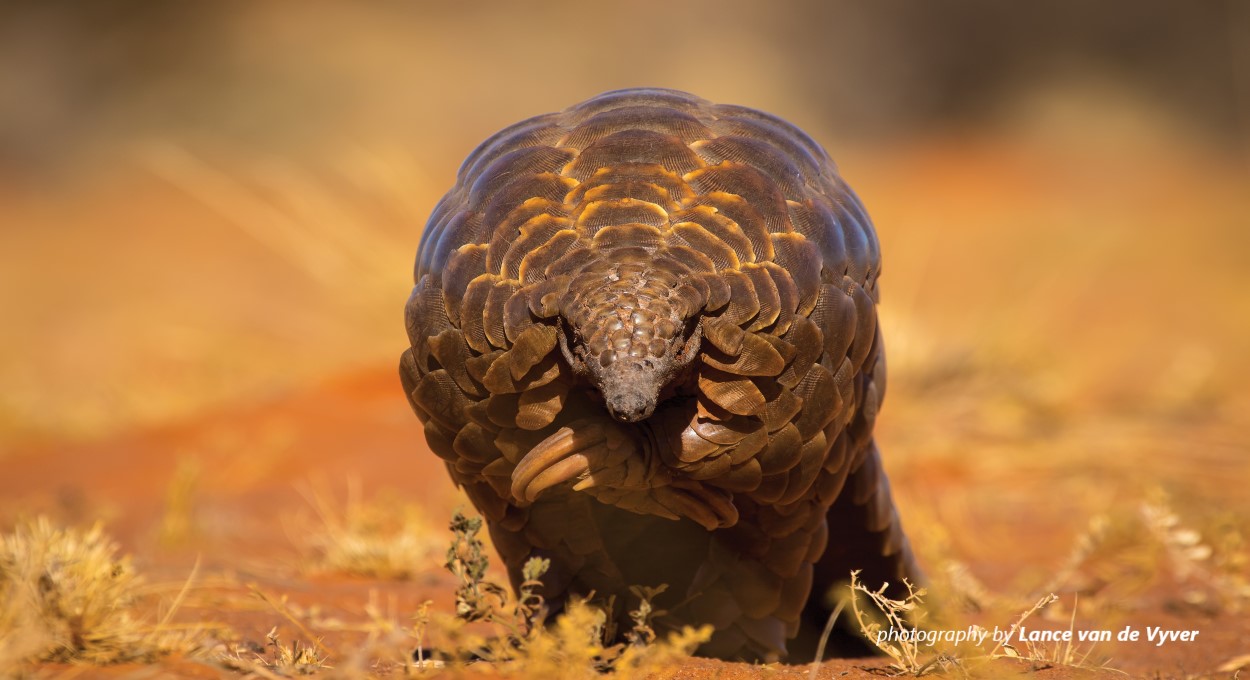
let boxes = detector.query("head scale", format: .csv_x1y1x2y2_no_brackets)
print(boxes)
558,257,701,422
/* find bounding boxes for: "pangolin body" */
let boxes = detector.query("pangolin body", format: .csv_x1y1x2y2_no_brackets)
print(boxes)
401,88,919,661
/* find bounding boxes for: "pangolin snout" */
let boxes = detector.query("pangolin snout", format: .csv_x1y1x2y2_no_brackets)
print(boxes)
600,363,660,422
569,265,692,422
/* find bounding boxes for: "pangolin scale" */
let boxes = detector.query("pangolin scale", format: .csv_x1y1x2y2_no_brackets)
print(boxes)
401,88,919,661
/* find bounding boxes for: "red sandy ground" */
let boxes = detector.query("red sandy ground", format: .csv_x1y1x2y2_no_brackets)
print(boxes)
2,366,1247,679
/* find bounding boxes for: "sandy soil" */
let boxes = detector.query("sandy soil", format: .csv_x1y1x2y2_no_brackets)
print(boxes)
2,363,1248,679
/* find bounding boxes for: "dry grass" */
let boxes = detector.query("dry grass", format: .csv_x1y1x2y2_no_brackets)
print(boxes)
217,583,440,678
0,507,709,678
841,489,1250,677
994,600,1120,674
294,480,445,580
15,504,1224,679
159,457,203,548
1015,492,1250,616
1139,495,1250,612
844,573,1116,677
0,517,225,671
219,627,330,677
845,571,958,676
984,593,1071,671
0,147,419,444
435,510,712,679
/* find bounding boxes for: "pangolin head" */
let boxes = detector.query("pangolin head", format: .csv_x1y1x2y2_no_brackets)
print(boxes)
558,255,702,423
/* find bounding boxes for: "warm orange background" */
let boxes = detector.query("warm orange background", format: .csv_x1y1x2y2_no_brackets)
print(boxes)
2,2,1246,444
1,3,1248,675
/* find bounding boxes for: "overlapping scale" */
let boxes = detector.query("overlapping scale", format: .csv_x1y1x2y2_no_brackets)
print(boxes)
561,105,712,148
686,192,776,261
400,88,916,663
691,136,806,201
565,130,704,181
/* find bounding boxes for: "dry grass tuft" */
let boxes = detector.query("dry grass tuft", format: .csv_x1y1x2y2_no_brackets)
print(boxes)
1139,494,1250,612
845,570,1122,676
295,481,444,580
344,595,439,675
889,500,1246,676
846,570,959,676
1025,492,1250,615
993,597,1122,674
847,490,1250,677
220,627,330,677
0,517,222,670
226,586,439,678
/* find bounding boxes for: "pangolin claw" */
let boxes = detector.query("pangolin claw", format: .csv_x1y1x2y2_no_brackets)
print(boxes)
511,418,738,531
655,484,739,531
511,419,636,502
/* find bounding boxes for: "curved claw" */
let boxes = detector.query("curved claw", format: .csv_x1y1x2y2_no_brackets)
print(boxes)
654,485,739,531
511,426,593,502
523,452,593,503
511,419,638,503
511,418,739,531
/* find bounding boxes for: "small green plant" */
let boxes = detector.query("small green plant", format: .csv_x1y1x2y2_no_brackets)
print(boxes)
444,510,518,628
624,584,668,647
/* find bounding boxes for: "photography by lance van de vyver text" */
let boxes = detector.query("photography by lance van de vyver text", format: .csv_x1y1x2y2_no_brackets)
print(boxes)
877,625,1200,648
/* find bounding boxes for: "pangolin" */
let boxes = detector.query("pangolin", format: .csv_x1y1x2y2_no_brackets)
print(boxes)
400,88,919,661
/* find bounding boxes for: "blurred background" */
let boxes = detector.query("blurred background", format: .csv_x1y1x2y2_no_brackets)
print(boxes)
1,0,1247,455
2,5,1249,674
